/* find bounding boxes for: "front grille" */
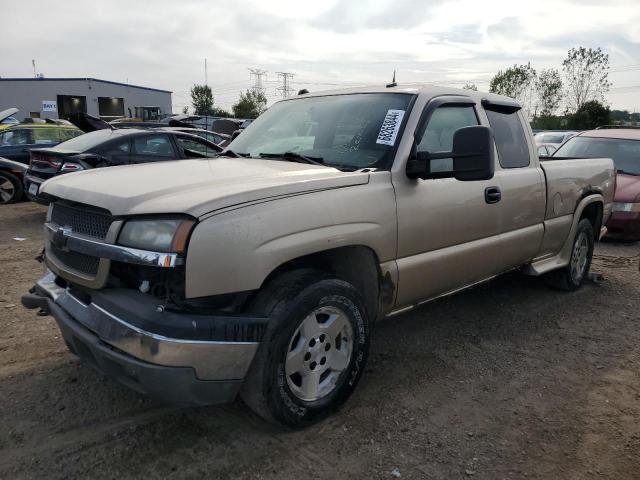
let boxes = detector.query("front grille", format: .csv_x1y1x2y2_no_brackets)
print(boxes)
51,202,113,240
50,244,100,276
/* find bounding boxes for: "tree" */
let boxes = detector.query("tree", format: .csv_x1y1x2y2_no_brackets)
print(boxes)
232,90,267,119
190,84,214,116
181,105,189,114
535,69,563,116
566,100,610,130
610,109,630,123
462,83,477,91
211,107,232,118
562,47,611,112
489,63,537,116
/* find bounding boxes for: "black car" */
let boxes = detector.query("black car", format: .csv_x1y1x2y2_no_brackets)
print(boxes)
0,157,28,204
24,127,222,204
157,127,230,146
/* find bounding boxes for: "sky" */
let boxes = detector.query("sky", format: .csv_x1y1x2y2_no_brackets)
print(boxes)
1,0,639,113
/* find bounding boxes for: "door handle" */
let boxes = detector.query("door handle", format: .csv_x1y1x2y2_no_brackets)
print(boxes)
485,186,501,204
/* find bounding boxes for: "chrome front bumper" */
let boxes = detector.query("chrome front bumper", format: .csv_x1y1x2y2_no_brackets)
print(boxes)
23,271,266,405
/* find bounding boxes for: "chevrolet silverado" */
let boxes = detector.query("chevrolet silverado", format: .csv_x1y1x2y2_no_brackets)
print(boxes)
22,86,615,427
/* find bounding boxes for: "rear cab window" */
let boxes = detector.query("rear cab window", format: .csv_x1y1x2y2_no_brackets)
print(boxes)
485,110,530,168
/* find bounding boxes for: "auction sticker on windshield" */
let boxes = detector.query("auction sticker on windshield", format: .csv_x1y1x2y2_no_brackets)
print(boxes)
376,109,405,146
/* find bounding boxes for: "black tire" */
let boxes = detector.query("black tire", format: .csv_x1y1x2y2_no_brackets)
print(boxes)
241,269,370,428
0,171,23,204
546,218,595,291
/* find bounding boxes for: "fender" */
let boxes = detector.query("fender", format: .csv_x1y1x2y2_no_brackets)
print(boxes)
524,194,604,276
184,174,398,298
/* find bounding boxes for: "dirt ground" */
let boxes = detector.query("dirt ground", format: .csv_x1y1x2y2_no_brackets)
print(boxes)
0,201,639,480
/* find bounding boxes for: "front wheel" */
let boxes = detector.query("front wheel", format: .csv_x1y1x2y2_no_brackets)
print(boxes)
241,270,370,428
0,171,23,204
546,218,595,291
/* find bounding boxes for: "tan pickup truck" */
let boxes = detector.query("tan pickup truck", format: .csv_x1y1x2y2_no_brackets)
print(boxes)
23,86,615,427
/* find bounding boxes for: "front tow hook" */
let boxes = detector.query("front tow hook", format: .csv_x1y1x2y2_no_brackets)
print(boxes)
21,288,50,316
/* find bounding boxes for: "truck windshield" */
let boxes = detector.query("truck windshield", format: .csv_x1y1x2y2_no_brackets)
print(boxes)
554,136,640,175
226,93,414,170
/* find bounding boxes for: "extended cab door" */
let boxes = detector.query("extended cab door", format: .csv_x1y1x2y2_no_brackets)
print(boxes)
481,104,545,272
392,96,502,307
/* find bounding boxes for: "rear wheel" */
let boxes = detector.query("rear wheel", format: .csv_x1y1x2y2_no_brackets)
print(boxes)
0,171,23,204
546,218,594,291
241,269,370,428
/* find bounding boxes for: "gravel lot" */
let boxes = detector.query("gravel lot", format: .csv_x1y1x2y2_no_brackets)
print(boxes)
1,201,639,480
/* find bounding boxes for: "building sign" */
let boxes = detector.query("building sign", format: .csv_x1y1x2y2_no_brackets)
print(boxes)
42,100,57,112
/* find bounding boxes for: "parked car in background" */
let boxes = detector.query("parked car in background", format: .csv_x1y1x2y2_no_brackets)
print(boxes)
0,156,27,204
158,127,230,146
0,112,82,164
0,108,20,130
553,128,640,240
24,124,222,204
534,131,579,148
537,143,557,157
108,117,231,146
172,115,219,130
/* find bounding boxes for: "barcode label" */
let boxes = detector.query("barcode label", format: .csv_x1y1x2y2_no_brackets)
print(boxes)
376,109,405,146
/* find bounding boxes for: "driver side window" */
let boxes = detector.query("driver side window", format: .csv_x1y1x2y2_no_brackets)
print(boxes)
416,105,479,172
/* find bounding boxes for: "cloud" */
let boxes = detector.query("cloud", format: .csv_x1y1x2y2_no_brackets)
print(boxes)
0,0,638,110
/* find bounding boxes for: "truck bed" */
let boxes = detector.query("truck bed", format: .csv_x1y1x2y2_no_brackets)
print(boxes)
540,156,615,221
530,156,615,264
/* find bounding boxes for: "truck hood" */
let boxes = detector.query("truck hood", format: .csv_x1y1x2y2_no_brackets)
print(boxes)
614,172,640,202
40,158,370,217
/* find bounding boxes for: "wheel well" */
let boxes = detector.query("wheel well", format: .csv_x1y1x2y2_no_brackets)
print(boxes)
580,201,603,241
259,246,383,321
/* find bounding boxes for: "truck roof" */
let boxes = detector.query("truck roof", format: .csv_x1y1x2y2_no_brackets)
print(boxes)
292,84,516,104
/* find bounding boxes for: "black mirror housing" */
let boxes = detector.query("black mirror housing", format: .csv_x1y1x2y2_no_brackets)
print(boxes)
451,125,494,181
406,125,494,182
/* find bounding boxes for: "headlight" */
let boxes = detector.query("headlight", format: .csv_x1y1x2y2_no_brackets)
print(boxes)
613,202,640,213
118,218,195,253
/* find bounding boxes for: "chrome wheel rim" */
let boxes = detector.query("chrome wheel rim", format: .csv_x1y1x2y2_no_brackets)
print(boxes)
0,177,15,203
571,231,589,282
285,305,353,402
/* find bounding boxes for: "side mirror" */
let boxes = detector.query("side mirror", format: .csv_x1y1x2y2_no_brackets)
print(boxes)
406,125,495,181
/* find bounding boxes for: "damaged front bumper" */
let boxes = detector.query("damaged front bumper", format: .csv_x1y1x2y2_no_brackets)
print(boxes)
22,270,267,406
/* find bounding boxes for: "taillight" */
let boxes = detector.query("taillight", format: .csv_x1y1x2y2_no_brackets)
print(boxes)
60,163,83,172
30,153,62,169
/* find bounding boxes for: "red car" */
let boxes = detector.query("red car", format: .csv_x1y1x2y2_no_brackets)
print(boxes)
553,128,640,240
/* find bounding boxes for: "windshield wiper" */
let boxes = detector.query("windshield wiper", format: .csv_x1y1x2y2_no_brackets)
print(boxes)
617,169,639,176
219,150,250,158
258,151,325,166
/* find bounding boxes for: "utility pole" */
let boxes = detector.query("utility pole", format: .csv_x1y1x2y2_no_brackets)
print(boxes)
248,68,268,95
204,58,208,86
32,59,36,78
276,72,295,98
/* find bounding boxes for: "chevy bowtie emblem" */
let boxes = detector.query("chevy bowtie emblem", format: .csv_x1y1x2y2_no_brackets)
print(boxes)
51,226,72,249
